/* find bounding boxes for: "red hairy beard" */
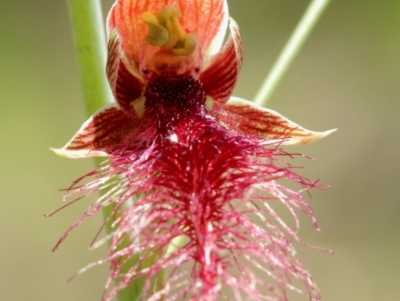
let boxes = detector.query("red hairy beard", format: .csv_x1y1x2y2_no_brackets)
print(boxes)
58,76,321,301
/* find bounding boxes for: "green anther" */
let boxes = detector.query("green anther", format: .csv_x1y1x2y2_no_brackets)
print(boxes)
142,11,169,46
170,34,197,56
162,32,179,50
145,23,169,46
157,5,179,26
142,6,197,56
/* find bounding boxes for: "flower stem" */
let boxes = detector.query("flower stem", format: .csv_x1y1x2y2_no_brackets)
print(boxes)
67,0,113,115
254,0,331,106
67,1,146,300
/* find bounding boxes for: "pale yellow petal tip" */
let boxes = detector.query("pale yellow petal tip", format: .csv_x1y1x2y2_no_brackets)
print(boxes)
297,128,337,145
315,128,337,140
322,128,337,136
50,147,108,159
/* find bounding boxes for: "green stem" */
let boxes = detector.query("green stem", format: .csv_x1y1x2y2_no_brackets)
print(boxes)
67,1,145,300
68,0,115,241
254,0,331,106
67,0,113,115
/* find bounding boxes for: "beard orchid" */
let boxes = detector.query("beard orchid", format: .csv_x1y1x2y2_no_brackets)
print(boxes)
53,0,334,300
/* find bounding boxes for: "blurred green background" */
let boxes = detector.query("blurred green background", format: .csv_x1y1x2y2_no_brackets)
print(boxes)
1,0,399,300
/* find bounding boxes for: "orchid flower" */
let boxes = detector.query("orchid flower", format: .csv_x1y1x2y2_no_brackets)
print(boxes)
53,0,334,300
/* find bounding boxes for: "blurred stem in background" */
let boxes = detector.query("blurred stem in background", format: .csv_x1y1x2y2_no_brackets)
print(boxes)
67,0,112,115
67,1,145,300
67,0,330,300
254,0,331,106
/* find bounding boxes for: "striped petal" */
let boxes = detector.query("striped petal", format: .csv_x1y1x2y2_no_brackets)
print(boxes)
201,18,243,112
107,0,228,66
213,97,336,145
52,104,142,158
106,30,146,118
